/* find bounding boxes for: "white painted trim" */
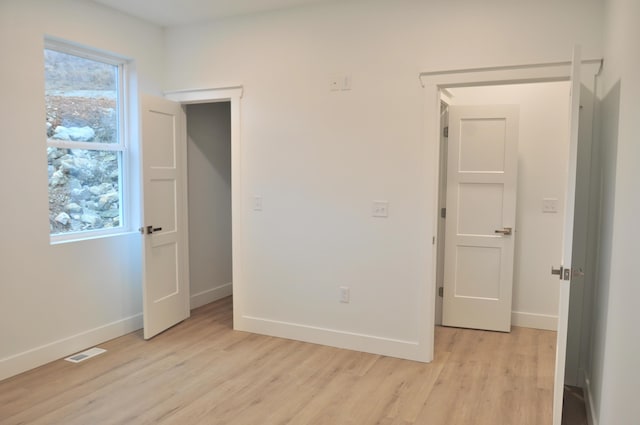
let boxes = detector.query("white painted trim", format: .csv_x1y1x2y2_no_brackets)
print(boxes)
190,282,233,310
583,371,598,425
164,86,244,333
0,314,142,381
511,311,558,331
419,58,602,80
236,316,424,361
165,86,243,102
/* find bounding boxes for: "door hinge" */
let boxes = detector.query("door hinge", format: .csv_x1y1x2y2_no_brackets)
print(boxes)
443,126,449,137
440,207,446,218
438,287,444,297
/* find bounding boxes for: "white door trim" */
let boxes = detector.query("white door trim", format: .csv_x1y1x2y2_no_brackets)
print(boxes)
165,86,244,328
421,62,577,364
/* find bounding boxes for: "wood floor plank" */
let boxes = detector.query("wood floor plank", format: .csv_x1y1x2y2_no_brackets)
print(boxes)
0,296,556,425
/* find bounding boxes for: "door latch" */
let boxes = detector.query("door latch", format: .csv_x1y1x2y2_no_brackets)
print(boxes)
551,265,580,280
551,265,563,279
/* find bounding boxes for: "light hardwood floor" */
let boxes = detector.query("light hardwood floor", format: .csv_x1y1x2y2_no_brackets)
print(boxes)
0,297,556,425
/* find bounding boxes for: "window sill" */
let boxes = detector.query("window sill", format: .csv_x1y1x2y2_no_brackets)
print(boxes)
50,229,140,246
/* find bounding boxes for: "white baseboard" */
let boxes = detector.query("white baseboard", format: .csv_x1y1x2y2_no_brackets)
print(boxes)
190,282,232,310
236,315,429,362
0,313,142,382
583,371,598,425
511,311,558,331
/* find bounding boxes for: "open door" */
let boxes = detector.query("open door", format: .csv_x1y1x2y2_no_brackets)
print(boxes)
552,46,582,425
442,104,519,332
141,95,190,339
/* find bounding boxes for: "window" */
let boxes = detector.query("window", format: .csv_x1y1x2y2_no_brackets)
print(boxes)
45,40,127,241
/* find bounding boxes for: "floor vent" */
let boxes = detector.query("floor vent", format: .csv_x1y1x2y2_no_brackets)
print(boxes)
64,347,106,363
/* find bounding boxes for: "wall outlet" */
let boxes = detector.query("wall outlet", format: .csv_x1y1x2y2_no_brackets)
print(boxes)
339,286,350,303
542,198,558,213
372,201,389,218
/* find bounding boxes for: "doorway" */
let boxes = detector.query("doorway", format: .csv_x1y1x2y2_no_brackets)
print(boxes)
164,85,244,328
422,57,602,425
434,81,572,332
185,102,233,310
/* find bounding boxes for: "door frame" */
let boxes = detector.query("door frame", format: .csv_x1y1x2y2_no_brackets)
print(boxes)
420,58,601,337
420,58,601,422
165,85,244,327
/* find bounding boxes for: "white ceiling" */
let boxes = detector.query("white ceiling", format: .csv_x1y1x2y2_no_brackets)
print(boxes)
92,0,342,27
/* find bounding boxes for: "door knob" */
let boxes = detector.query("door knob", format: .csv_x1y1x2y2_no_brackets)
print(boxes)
494,227,512,236
146,225,163,234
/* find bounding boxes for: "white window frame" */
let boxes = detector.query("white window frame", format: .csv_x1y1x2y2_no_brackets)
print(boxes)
45,38,130,244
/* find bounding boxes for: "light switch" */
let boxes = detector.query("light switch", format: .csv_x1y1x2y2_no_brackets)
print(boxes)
329,76,340,91
542,198,558,213
253,196,263,211
341,74,352,91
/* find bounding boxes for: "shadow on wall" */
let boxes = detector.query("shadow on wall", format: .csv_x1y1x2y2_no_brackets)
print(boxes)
589,79,620,417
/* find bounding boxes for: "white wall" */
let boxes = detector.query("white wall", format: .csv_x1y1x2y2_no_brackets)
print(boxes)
0,0,164,380
163,0,603,359
0,0,609,379
186,102,233,309
446,82,570,330
586,0,640,423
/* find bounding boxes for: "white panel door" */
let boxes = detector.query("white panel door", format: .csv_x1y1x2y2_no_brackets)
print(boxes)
552,46,582,425
442,105,519,332
141,95,189,340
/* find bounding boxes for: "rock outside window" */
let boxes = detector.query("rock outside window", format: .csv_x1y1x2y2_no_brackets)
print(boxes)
45,40,128,242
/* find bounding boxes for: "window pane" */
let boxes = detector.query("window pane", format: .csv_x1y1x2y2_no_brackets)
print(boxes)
48,148,122,234
45,49,118,144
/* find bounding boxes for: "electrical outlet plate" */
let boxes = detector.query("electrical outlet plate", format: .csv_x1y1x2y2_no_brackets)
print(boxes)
542,198,558,213
372,201,389,218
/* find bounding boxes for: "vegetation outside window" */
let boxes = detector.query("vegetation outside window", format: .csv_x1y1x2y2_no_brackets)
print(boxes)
45,41,127,241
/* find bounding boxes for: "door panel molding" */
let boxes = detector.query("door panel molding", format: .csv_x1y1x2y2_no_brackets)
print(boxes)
443,104,519,332
141,95,190,339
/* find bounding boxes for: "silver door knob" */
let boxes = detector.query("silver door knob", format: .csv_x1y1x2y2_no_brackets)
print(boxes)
494,227,512,236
